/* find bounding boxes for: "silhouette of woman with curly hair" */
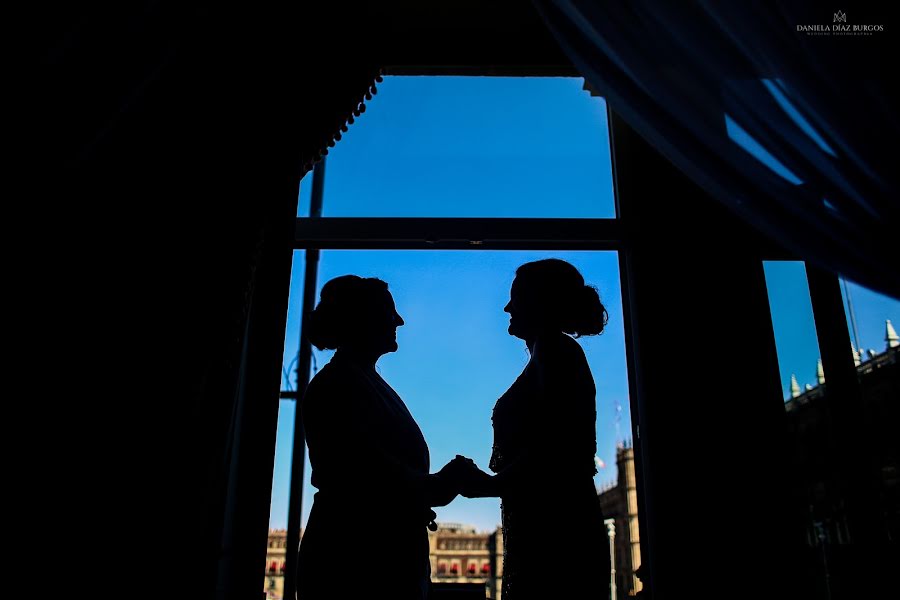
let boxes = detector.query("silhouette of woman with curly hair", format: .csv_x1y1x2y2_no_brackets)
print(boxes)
456,259,612,600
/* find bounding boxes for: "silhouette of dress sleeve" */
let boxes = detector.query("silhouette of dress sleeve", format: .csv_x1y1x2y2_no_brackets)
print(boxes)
303,354,439,513
298,354,435,600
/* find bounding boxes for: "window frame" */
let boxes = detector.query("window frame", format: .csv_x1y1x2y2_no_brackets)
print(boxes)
276,71,831,600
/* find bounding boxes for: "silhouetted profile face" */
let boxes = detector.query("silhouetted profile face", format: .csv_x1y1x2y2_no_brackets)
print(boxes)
309,276,407,360
504,277,538,341
503,259,606,343
355,288,405,357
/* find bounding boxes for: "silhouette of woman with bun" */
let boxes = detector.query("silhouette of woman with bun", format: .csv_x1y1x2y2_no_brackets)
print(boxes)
455,259,612,600
297,275,466,600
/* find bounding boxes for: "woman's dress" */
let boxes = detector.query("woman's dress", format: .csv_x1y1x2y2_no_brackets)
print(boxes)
489,335,611,599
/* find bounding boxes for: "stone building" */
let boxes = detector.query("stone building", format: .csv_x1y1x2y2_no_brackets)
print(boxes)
597,442,641,598
264,529,288,599
429,523,503,599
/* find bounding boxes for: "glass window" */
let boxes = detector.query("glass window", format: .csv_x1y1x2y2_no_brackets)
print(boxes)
298,77,615,218
765,263,900,598
297,171,314,217
283,249,638,598
763,261,823,400
839,278,900,544
297,250,631,536
264,250,306,596
839,278,900,363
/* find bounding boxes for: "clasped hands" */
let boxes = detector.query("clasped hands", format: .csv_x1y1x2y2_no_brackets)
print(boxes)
432,454,493,506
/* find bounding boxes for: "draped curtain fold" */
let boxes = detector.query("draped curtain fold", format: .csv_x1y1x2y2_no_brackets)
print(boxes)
47,3,382,596
533,0,899,299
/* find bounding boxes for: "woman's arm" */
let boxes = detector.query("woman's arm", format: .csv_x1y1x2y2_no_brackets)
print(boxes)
457,456,522,498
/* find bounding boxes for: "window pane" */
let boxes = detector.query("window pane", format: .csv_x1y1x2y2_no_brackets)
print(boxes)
305,76,615,218
839,278,900,545
287,250,636,597
764,261,832,598
297,171,314,218
765,264,900,598
265,250,306,600
839,278,900,364
763,261,823,401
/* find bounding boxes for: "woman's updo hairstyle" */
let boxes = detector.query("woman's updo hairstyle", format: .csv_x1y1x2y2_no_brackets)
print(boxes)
514,259,608,337
307,275,389,350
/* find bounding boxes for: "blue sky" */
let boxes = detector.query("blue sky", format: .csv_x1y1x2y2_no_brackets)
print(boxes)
297,76,614,218
268,76,899,533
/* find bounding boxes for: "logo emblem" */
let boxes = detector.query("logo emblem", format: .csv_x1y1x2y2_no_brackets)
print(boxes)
833,10,847,23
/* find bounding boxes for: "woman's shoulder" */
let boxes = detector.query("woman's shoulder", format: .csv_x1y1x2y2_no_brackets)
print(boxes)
533,332,586,363
532,333,594,392
304,360,364,401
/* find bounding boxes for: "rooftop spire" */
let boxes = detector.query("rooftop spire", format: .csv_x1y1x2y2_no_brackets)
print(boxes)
816,359,825,385
851,343,861,366
790,374,801,398
887,319,899,349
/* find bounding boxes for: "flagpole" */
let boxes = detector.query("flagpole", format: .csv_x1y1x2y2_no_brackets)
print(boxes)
841,278,862,356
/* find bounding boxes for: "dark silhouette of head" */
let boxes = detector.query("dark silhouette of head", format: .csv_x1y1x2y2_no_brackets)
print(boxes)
307,275,404,360
504,259,608,342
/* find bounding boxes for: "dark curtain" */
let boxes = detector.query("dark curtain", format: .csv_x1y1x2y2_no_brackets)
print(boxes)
533,0,899,299
44,3,380,598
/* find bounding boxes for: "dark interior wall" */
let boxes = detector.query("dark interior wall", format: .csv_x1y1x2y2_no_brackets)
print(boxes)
57,12,300,600
611,113,810,599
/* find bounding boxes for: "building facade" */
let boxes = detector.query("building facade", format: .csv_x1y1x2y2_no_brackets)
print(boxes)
429,523,503,599
264,529,288,599
597,442,642,599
